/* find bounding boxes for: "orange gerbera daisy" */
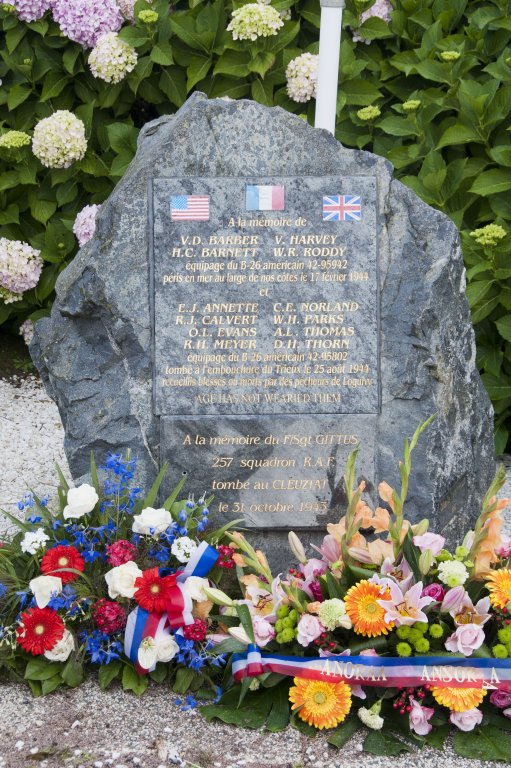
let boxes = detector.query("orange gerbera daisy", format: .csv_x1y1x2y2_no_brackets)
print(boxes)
431,686,486,712
486,569,511,610
344,580,393,637
289,677,351,729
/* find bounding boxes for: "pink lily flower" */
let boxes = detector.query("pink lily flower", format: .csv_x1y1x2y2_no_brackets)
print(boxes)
377,581,434,626
440,586,467,613
311,534,341,565
449,594,491,626
380,557,414,592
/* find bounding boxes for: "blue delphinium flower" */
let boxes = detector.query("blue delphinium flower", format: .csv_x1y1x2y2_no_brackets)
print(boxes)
79,630,123,665
48,585,77,612
0,583,7,600
175,694,198,711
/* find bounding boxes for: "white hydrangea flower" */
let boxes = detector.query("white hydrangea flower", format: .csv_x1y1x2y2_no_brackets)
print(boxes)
32,111,87,169
227,4,284,41
171,536,198,563
88,32,138,83
438,560,469,587
286,52,318,103
0,238,43,303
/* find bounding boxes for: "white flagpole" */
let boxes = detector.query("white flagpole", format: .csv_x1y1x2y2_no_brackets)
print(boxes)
314,0,345,135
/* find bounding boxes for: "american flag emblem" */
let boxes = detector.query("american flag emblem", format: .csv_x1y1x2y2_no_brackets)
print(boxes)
322,195,362,222
170,195,210,221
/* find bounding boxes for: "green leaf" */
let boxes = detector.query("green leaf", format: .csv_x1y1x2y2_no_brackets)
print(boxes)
122,665,149,696
496,315,511,342
41,72,71,102
159,67,187,107
425,722,449,750
42,676,62,695
61,658,84,688
378,116,416,137
7,84,32,111
482,373,511,401
169,16,211,53
364,730,412,756
151,42,174,66
214,51,250,78
30,198,57,225
173,666,197,694
469,169,511,196
25,659,62,682
187,56,212,89
106,122,139,156
437,124,483,148
328,716,359,748
142,462,168,508
236,602,255,643
454,725,511,761
98,660,122,690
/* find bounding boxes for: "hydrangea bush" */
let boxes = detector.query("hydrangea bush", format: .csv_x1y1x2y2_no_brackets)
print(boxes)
1,0,511,447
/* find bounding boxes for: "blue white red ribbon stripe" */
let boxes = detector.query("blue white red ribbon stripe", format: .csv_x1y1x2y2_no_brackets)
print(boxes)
124,541,219,674
232,647,511,692
125,608,170,674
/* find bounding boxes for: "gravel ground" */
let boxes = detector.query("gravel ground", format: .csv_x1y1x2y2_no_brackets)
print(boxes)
0,373,509,768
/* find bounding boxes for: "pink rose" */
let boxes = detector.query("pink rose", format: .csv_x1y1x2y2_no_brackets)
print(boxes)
412,532,445,557
409,697,434,735
444,624,485,656
252,616,275,647
449,708,483,732
490,690,511,709
421,582,446,602
296,614,324,647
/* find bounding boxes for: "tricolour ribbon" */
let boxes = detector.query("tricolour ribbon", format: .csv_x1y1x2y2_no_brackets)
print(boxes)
124,540,219,674
233,646,511,692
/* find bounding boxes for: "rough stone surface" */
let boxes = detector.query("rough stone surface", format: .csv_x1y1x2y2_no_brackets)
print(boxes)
31,93,495,551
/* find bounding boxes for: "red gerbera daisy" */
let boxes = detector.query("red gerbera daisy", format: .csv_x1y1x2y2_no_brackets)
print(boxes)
134,568,176,613
16,607,65,655
41,545,85,584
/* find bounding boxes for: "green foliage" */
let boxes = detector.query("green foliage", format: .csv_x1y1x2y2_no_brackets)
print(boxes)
2,0,511,443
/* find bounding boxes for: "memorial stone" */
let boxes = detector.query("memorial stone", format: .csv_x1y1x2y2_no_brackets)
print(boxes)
32,93,495,559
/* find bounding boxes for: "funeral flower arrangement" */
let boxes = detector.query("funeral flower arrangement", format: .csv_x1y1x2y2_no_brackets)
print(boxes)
0,453,237,699
200,421,511,761
2,423,511,760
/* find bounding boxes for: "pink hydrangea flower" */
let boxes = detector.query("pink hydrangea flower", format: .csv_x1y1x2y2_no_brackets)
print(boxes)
449,708,483,732
409,697,434,735
444,624,485,656
13,0,50,21
353,0,393,44
51,0,123,48
73,204,100,247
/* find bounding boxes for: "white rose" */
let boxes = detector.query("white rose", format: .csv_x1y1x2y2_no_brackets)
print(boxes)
105,560,142,599
21,528,49,555
29,575,62,608
44,629,74,662
156,634,179,662
183,576,210,603
132,507,172,538
63,483,99,520
171,536,198,563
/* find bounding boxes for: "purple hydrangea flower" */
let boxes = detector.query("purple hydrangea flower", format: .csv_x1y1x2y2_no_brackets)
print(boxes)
13,0,51,22
353,0,393,44
51,0,123,48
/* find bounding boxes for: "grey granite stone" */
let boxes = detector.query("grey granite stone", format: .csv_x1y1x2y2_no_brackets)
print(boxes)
31,92,496,552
